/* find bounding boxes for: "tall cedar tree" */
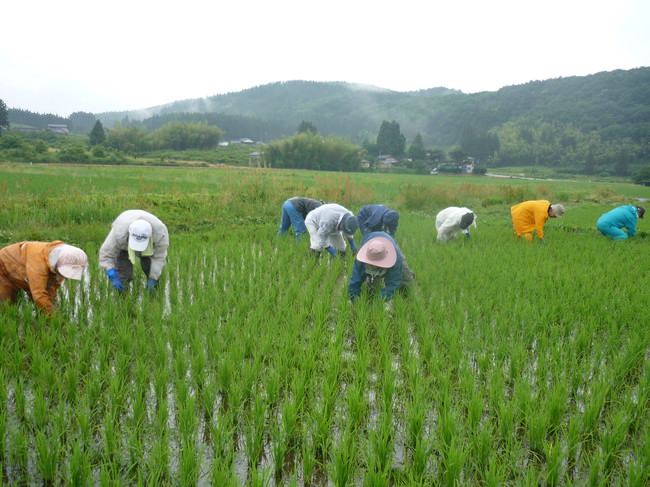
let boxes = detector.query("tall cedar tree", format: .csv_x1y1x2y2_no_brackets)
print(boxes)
89,120,106,145
376,120,406,156
0,99,8,134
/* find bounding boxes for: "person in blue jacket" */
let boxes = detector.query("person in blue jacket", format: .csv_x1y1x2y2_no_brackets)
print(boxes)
348,232,414,301
596,205,645,240
357,204,400,237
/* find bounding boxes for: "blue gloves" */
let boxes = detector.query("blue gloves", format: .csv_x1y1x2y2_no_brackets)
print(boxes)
465,232,471,239
106,269,125,291
146,278,158,293
106,269,157,293
349,238,358,253
325,246,337,257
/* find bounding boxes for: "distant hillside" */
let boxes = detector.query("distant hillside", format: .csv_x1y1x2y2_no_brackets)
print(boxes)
91,70,650,150
96,81,462,143
7,68,650,175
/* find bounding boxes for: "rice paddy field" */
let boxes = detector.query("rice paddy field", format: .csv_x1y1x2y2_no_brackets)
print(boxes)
0,162,648,486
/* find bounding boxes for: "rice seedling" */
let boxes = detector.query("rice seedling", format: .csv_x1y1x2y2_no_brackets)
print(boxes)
35,429,61,485
101,411,120,465
13,377,27,425
0,411,5,469
582,379,609,438
409,435,430,483
126,427,145,482
247,463,272,487
31,385,49,431
178,441,202,486
8,424,28,479
365,412,394,479
441,436,468,487
600,409,631,474
269,418,288,482
543,439,564,486
147,429,171,484
329,425,358,487
301,430,317,486
244,393,267,468
346,379,369,434
280,397,301,452
68,441,91,487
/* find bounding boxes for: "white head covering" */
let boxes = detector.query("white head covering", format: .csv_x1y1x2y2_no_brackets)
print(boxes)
550,204,566,217
53,244,88,280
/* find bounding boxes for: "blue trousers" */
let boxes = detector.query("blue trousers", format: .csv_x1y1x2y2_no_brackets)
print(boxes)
279,200,307,241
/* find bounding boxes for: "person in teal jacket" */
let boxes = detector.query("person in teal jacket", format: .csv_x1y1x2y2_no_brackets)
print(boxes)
596,205,645,239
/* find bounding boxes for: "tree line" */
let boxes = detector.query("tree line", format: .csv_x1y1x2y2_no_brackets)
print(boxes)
3,66,650,177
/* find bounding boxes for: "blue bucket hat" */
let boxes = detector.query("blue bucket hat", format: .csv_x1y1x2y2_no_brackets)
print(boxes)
382,210,399,227
340,213,359,235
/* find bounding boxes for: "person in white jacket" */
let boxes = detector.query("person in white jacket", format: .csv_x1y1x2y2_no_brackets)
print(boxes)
435,207,477,242
99,209,169,292
305,203,359,256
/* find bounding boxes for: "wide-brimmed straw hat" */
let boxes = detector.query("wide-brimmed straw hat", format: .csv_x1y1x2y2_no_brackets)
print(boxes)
356,236,397,268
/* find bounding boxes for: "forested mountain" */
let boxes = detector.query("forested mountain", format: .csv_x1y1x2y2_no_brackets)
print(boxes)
97,82,461,143
91,69,649,147
6,68,650,174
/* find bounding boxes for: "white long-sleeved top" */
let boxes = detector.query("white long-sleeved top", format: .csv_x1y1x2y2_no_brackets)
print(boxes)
304,203,352,249
435,207,477,242
99,210,169,279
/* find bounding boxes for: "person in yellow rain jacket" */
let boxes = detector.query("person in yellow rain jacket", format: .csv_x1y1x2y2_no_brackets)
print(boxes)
0,241,88,316
510,200,565,242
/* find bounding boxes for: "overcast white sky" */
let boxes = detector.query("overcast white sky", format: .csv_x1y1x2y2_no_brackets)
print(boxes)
2,0,649,117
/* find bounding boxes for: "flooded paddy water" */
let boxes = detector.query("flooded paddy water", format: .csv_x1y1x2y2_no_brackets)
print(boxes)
1,184,649,485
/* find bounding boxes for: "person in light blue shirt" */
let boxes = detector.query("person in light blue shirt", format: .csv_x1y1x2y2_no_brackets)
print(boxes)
596,205,645,240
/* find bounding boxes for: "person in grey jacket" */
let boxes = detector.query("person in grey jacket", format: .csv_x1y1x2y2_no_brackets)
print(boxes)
99,209,169,292
304,203,359,256
278,197,325,242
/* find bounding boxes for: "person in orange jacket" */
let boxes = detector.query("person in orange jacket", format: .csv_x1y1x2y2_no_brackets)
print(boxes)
0,241,88,316
510,200,565,242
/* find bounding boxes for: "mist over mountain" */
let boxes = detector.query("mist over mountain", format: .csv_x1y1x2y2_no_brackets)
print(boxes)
8,68,650,161
87,69,649,152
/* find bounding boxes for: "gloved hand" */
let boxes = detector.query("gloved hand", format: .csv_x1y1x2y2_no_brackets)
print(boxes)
465,232,471,239
146,278,158,293
349,238,358,253
326,246,337,257
106,269,125,291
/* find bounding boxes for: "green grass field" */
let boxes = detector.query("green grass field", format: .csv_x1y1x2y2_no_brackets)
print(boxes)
0,162,648,485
